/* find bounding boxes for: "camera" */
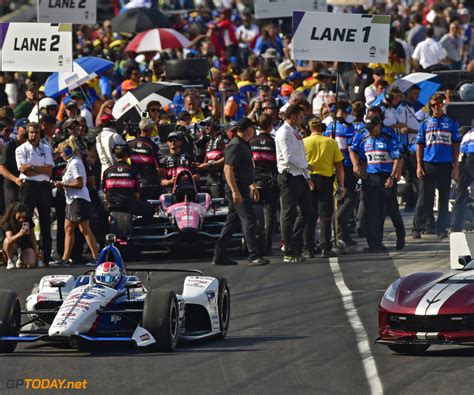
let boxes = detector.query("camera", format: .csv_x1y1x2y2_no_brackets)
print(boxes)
141,111,149,118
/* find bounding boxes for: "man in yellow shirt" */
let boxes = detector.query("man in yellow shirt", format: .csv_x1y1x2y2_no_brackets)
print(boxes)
302,117,345,258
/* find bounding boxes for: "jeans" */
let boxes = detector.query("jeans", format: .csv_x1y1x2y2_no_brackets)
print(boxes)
413,162,453,235
451,155,474,231
214,185,259,261
304,174,334,252
279,173,313,256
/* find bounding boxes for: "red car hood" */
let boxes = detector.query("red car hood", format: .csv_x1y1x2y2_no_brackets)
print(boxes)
398,270,474,315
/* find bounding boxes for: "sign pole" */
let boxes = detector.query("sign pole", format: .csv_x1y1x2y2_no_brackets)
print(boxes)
331,61,341,139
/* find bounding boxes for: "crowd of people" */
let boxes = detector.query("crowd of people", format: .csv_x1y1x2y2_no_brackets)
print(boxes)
0,0,473,268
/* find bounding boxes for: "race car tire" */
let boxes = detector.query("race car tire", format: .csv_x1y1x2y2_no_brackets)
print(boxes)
388,344,430,355
143,289,179,352
0,289,21,353
164,59,209,80
217,278,230,338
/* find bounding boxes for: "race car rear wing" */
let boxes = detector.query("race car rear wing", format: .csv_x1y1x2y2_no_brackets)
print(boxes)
127,268,204,275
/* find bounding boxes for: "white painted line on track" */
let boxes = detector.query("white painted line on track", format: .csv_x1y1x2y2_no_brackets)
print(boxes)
329,257,383,395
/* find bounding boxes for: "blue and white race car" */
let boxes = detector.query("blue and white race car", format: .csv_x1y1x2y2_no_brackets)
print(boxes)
0,235,230,353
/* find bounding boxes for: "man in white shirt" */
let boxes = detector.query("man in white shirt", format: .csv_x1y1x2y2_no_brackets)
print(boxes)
96,117,126,178
275,104,314,263
15,122,54,265
236,11,259,66
412,27,446,71
364,67,385,105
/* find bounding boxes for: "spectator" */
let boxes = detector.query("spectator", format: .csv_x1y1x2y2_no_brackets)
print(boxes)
0,120,27,208
13,82,38,119
15,122,54,265
1,202,38,269
342,63,374,103
275,104,314,263
28,97,58,123
50,142,98,266
412,94,461,239
440,21,463,70
254,23,284,60
302,117,344,258
407,13,427,50
213,117,269,266
364,67,385,106
96,116,125,177
412,27,447,71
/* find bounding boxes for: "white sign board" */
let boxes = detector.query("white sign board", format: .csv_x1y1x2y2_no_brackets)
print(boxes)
327,0,368,5
38,0,97,24
291,12,390,63
254,0,327,19
1,23,73,72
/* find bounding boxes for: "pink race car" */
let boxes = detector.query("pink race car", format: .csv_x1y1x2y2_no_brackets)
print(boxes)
377,255,474,354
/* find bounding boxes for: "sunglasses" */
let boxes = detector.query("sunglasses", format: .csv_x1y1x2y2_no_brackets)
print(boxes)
149,108,161,112
430,102,443,107
168,138,179,143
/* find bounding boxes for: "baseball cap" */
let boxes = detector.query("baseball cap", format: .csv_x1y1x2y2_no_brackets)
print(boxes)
15,118,29,128
26,82,39,92
62,118,79,131
167,131,182,141
288,71,303,81
281,84,294,96
262,48,278,59
236,117,254,130
121,79,138,92
365,116,381,129
373,66,385,76
65,100,78,109
100,114,114,125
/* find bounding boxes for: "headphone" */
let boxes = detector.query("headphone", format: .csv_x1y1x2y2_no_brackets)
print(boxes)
63,145,73,157
329,102,352,115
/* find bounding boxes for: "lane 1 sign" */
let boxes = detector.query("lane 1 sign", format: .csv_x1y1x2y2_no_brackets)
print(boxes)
254,0,327,19
38,0,97,24
0,23,73,72
291,11,391,63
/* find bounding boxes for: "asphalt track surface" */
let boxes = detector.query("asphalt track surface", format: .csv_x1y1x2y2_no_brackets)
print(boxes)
0,212,470,394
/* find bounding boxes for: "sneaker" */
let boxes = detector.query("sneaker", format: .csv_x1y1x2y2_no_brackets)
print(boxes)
15,258,23,269
49,259,71,267
248,257,270,266
212,259,238,266
6,260,15,270
321,250,337,258
437,232,448,240
283,255,305,263
341,238,358,247
411,230,421,239
303,250,315,259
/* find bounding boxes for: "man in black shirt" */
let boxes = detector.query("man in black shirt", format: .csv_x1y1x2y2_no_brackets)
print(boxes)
128,118,162,200
342,63,374,103
0,120,27,209
213,117,269,266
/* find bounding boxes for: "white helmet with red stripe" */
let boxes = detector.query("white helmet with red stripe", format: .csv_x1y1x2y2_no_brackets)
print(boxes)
94,261,122,288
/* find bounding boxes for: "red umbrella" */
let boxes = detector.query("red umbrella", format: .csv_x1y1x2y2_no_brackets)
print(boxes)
125,28,191,53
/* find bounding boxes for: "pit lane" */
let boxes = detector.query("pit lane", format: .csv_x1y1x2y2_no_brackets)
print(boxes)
0,213,470,394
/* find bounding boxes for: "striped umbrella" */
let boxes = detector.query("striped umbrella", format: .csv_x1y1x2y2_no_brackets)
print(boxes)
125,28,191,54
44,56,114,98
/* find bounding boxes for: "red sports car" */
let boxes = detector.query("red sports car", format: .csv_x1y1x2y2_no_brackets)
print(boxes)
377,255,474,354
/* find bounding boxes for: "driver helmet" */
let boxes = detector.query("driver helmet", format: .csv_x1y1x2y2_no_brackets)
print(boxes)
94,262,122,288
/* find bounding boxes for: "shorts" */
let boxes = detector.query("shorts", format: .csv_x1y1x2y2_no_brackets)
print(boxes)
66,198,92,223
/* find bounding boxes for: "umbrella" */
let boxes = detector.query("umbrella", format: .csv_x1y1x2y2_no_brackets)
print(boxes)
372,72,441,107
44,57,114,98
125,28,191,54
122,0,153,10
111,8,171,34
113,82,182,122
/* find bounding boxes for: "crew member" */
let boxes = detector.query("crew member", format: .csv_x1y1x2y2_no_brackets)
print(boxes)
413,94,461,239
102,144,155,217
324,100,357,246
213,117,269,266
302,117,344,258
250,114,279,256
15,122,54,265
127,118,162,200
452,127,474,231
351,116,403,252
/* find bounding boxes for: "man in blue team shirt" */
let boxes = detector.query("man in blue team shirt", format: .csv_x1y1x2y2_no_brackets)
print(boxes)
325,100,357,246
413,94,461,239
350,116,403,253
451,127,474,231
